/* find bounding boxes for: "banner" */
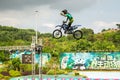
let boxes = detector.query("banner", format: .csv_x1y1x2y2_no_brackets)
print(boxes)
10,51,51,66
60,52,120,70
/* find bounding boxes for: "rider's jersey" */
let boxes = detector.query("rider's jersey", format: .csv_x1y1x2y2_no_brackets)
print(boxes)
65,13,73,21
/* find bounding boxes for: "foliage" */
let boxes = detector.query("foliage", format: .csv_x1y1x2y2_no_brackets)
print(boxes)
0,74,4,78
56,69,66,74
46,69,55,75
20,64,32,72
0,26,120,76
9,70,21,77
0,51,5,62
3,76,10,80
0,51,10,63
47,69,66,75
11,58,21,71
0,74,11,80
42,66,50,74
0,25,120,54
0,25,36,46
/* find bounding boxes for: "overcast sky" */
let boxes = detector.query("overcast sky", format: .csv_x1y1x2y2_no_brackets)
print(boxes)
0,0,120,33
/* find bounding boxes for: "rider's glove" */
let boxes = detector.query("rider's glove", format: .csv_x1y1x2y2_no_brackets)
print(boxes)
60,12,65,16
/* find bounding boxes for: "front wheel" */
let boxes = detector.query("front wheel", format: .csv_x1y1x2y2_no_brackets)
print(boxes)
73,30,83,40
53,29,62,39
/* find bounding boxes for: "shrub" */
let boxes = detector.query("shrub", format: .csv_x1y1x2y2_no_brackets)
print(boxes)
47,69,54,75
0,74,3,79
9,70,21,77
75,72,79,76
20,64,32,72
42,66,50,74
47,69,66,75
4,76,10,80
56,69,65,74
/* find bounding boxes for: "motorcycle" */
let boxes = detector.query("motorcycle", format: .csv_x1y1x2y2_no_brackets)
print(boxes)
53,21,83,40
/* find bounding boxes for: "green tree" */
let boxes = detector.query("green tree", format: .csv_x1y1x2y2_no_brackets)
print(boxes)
12,58,21,71
0,50,10,62
81,28,94,37
116,24,120,29
75,39,92,51
101,29,106,32
0,51,5,62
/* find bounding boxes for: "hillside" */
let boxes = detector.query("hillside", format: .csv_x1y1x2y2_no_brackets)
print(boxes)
0,25,120,69
0,25,37,46
0,25,120,55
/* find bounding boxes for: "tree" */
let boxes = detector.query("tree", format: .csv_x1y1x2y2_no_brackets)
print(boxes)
12,58,21,71
101,29,106,32
0,51,5,62
113,31,120,47
116,24,120,29
81,28,94,36
0,50,10,62
75,39,92,51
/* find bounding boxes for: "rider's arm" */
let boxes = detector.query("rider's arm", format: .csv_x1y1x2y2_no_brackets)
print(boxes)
65,17,68,23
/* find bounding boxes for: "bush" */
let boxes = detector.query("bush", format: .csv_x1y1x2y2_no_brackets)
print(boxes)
0,69,2,73
75,72,79,76
20,64,32,72
0,74,4,79
42,66,50,74
9,70,21,77
0,74,11,80
47,69,66,75
4,76,10,80
47,69,54,75
79,74,88,78
56,69,65,74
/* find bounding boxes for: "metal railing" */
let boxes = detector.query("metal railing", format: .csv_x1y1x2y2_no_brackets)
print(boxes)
0,46,31,50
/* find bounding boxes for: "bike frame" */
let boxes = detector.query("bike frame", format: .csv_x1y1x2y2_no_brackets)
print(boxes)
55,23,81,31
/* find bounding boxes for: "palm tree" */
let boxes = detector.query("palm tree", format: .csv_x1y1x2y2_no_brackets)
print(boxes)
116,24,120,30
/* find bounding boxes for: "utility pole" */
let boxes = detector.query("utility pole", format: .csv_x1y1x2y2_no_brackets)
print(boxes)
31,36,36,79
38,39,43,79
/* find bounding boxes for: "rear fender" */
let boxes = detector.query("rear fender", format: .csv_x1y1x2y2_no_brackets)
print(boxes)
55,25,62,28
74,25,82,27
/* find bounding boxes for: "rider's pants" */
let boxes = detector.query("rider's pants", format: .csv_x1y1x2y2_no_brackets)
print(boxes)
67,18,74,30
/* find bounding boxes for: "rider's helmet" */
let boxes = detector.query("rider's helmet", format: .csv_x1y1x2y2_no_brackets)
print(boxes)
62,9,68,14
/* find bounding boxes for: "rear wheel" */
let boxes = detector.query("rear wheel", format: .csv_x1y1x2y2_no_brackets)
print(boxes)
73,30,83,40
53,29,62,39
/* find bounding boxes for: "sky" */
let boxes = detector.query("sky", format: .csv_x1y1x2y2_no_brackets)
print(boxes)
0,0,120,33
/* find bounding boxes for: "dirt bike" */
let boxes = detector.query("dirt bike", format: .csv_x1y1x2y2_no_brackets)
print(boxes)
52,21,83,40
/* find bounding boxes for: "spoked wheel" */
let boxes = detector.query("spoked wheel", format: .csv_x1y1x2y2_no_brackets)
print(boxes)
73,30,83,40
53,29,62,39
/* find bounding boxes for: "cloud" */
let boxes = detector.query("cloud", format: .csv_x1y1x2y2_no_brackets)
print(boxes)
92,21,120,33
0,0,57,11
42,23,55,28
0,0,98,12
0,17,20,27
50,0,98,12
0,0,119,34
93,21,119,27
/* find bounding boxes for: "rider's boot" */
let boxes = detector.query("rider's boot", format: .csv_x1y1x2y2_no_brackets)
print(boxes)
64,30,67,34
64,27,70,34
